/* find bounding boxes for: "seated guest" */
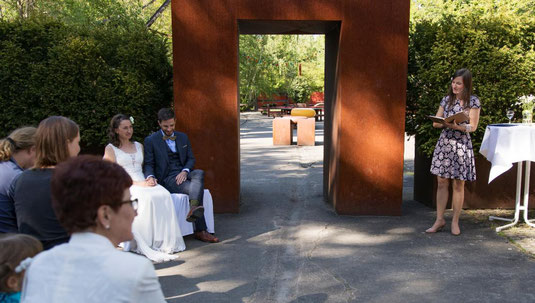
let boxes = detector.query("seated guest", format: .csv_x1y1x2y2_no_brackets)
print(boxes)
10,116,79,249
0,127,36,233
103,114,185,262
0,233,42,303
21,156,166,302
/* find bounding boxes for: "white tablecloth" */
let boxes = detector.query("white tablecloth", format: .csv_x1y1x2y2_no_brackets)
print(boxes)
171,189,215,236
479,124,535,183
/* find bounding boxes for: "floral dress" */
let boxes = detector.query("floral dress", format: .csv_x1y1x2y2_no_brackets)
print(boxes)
430,95,480,181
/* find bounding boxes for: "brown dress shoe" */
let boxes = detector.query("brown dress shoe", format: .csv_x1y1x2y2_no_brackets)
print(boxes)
194,231,219,243
186,206,204,222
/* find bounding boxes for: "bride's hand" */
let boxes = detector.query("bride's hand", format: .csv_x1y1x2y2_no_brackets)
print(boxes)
145,176,157,187
133,180,148,187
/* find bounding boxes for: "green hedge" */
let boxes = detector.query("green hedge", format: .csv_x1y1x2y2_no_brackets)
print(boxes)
0,18,173,151
407,12,535,156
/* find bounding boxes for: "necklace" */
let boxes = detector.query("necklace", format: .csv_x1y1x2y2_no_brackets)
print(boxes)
129,153,136,167
119,142,137,168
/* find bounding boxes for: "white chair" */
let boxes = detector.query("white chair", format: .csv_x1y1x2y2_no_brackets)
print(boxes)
171,189,215,236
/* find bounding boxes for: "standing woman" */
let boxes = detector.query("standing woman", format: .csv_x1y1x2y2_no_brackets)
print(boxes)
10,116,80,249
426,68,481,236
0,127,36,233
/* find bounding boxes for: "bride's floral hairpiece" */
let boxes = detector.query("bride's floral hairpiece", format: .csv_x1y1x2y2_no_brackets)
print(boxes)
129,116,135,125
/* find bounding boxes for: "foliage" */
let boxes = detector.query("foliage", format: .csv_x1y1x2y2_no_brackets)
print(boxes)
410,0,535,22
407,0,535,156
239,35,324,108
1,0,140,24
0,0,174,57
0,17,173,149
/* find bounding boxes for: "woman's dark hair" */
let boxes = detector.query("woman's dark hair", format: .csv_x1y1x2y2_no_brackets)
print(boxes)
0,233,42,292
447,68,473,109
108,114,131,148
157,108,175,122
0,127,37,162
35,116,79,169
51,155,132,233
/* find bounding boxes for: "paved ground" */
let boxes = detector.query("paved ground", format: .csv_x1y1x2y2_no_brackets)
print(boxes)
157,112,535,302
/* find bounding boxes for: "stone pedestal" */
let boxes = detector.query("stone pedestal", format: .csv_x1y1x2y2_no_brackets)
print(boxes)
273,118,293,145
297,118,315,146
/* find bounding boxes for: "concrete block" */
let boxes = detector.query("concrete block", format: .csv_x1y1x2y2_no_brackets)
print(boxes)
273,118,292,145
297,118,315,146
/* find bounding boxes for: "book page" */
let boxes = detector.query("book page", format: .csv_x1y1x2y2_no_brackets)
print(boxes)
444,111,469,124
428,115,445,124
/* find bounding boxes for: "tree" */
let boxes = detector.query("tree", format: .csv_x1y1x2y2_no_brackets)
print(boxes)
407,0,535,156
0,10,173,149
239,34,324,108
0,0,35,19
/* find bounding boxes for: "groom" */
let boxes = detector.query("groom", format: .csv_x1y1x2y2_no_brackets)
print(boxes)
144,108,219,243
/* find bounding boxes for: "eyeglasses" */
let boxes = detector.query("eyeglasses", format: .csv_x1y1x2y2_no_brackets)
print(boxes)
120,198,138,211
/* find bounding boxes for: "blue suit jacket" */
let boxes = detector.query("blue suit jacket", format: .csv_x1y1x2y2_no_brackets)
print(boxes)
143,130,195,183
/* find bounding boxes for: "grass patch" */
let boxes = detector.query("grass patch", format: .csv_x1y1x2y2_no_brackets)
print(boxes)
465,209,535,258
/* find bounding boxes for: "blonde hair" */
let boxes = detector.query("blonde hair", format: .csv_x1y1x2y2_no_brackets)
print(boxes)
0,233,43,292
0,127,37,162
34,116,79,169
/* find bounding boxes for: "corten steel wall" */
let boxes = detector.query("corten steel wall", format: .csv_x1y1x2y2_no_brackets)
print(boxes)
171,0,410,215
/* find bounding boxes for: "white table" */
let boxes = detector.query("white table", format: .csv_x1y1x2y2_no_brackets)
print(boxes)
479,124,535,231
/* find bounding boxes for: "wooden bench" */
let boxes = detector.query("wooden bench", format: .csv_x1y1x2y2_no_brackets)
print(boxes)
314,108,324,121
266,106,285,118
258,100,290,115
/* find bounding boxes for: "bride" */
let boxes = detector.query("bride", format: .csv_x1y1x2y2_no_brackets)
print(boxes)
103,114,185,262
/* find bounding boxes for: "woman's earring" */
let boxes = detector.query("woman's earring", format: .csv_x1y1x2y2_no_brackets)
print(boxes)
105,225,110,230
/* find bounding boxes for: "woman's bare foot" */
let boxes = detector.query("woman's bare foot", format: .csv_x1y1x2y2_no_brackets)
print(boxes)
425,219,446,233
451,222,461,236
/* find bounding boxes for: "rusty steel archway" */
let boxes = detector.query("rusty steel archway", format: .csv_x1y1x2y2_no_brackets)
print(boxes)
171,0,410,215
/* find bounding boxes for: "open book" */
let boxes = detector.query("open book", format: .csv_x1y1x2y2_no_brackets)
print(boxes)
428,111,469,124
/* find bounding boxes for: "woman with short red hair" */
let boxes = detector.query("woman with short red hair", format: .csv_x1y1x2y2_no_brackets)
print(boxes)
21,155,165,302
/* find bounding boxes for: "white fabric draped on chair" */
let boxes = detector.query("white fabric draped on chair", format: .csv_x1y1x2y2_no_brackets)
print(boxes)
171,189,215,236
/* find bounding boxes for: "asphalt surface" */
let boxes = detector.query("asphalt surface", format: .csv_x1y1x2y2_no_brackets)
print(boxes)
156,112,535,302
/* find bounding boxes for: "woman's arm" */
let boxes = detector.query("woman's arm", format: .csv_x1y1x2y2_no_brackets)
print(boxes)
433,106,446,128
134,260,166,303
104,144,150,186
466,107,481,132
102,145,116,162
443,108,480,133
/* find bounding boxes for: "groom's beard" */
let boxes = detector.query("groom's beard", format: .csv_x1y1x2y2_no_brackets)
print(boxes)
162,129,174,136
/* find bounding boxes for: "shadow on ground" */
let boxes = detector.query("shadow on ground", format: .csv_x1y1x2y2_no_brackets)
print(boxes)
157,112,535,303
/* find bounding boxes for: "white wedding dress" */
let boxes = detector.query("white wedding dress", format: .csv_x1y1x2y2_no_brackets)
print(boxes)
109,142,185,262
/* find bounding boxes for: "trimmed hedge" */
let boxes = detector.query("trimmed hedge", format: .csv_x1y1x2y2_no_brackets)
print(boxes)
0,18,173,151
407,12,535,156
